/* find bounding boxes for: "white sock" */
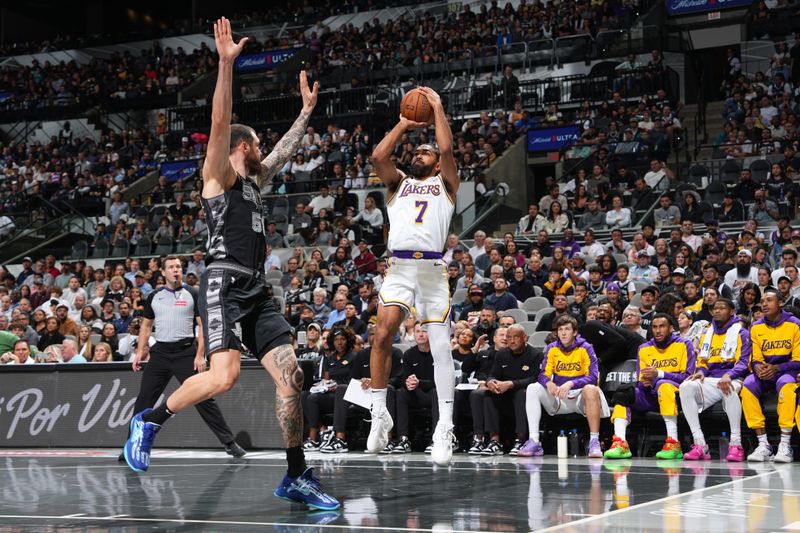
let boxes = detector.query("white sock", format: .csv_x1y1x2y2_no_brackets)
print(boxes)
590,432,599,441
427,324,455,425
780,431,792,446
526,384,545,442
614,418,628,441
663,416,678,440
371,388,387,411
722,388,743,446
757,433,769,446
679,383,704,445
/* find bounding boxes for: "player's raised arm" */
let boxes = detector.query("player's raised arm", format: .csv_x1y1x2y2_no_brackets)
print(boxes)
259,71,319,187
371,114,428,193
203,17,249,197
417,87,458,197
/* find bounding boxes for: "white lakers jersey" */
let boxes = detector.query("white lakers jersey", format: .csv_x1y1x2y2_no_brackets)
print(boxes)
386,172,454,252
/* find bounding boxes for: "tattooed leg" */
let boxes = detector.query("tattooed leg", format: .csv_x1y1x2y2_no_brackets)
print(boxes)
261,344,304,448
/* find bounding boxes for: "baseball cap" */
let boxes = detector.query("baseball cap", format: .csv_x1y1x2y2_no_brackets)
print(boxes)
672,267,687,276
134,270,145,277
57,303,69,310
792,229,800,238
778,275,791,284
636,250,649,258
22,256,32,262
606,282,620,292
469,285,483,295
641,285,659,296
307,322,321,332
738,249,752,258
33,277,43,284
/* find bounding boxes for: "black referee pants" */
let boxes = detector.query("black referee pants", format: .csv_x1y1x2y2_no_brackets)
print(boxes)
133,342,234,445
396,387,439,438
484,388,527,435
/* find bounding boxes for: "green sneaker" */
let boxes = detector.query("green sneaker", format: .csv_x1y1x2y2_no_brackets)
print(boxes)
654,437,684,459
603,436,633,459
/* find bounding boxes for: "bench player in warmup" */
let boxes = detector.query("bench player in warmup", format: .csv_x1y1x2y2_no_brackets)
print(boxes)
366,87,460,465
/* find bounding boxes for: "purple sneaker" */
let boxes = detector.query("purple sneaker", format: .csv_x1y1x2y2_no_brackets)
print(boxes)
587,438,603,458
517,439,544,457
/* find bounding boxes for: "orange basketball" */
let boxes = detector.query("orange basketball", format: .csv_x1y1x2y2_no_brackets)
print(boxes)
400,88,432,123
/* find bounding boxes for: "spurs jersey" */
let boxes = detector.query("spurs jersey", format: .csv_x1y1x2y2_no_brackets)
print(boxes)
387,172,454,252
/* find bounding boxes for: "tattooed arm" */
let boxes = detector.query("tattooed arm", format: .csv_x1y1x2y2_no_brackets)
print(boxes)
258,71,319,187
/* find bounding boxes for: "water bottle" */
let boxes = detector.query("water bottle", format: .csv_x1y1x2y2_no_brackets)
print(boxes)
557,430,568,458
568,429,580,457
718,432,729,460
558,458,569,487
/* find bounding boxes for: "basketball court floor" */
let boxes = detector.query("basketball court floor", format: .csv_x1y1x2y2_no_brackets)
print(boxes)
0,449,798,532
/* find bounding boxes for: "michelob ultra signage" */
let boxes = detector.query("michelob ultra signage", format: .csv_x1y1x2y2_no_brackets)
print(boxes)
526,125,581,153
666,0,752,15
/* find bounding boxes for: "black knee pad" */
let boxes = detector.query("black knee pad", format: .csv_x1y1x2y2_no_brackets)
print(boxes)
611,383,636,407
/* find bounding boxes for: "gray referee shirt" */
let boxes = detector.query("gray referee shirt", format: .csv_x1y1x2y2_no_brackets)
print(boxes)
143,285,199,343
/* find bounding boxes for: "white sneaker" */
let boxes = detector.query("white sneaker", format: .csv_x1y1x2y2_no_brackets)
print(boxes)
430,422,455,466
747,442,774,462
774,443,794,463
366,407,393,454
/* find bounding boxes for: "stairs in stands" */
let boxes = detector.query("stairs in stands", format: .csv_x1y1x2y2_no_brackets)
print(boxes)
684,100,726,163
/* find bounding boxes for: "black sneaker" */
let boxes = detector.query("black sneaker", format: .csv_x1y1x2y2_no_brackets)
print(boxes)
482,440,503,456
392,437,412,454
303,438,321,451
224,441,246,458
468,439,484,455
508,439,524,456
320,437,349,454
380,441,395,454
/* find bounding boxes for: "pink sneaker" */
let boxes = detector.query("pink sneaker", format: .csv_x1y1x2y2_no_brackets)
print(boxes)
684,443,711,461
726,444,745,462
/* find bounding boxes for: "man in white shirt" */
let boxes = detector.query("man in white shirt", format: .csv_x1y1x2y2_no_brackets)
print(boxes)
605,196,631,228
643,159,667,190
627,232,655,262
468,231,486,261
681,220,702,252
263,244,282,272
516,204,546,236
629,250,659,283
62,277,87,308
305,145,325,172
0,215,15,239
771,247,798,285
723,249,759,299
306,184,335,215
581,229,605,257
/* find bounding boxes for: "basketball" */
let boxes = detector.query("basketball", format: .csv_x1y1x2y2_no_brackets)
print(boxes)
400,88,432,123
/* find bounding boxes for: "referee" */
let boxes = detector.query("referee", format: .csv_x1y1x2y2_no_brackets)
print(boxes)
120,256,244,459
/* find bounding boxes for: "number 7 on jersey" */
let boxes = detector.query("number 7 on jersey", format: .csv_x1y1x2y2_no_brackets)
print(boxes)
414,200,428,224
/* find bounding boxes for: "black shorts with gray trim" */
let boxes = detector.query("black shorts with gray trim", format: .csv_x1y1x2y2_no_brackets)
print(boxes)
199,263,292,359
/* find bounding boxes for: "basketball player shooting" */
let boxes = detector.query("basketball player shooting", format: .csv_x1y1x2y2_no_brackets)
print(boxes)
366,87,460,465
123,17,338,511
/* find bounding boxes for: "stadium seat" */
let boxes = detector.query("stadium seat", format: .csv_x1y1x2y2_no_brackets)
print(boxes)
533,307,555,323
92,239,110,258
111,239,129,258
503,308,528,324
527,331,550,348
687,164,709,188
523,297,550,313
519,321,538,335
134,236,152,256
70,240,89,259
704,181,727,207
749,159,770,183
393,343,410,354
719,160,741,185
154,236,174,255
452,288,468,305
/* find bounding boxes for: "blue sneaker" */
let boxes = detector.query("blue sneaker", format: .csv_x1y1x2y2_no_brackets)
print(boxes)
274,467,340,510
124,408,161,473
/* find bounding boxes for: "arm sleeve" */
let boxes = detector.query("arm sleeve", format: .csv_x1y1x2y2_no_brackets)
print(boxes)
729,329,752,380
142,290,157,320
571,346,599,389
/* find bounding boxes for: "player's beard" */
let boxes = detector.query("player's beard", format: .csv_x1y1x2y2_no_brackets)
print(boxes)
246,150,262,177
410,161,434,178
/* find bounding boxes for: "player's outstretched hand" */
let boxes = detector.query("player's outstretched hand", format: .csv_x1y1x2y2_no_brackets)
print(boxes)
300,70,319,113
416,86,442,108
214,17,248,63
398,114,428,131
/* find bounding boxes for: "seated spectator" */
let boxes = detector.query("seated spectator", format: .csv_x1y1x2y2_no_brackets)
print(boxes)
543,201,569,235
605,196,631,228
392,324,439,453
477,325,542,455
306,184,335,215
38,316,65,351
748,189,779,224
302,327,356,451
509,267,536,302
516,204,546,236
485,277,518,313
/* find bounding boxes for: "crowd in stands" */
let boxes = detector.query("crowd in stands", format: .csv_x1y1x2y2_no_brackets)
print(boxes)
0,43,216,111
